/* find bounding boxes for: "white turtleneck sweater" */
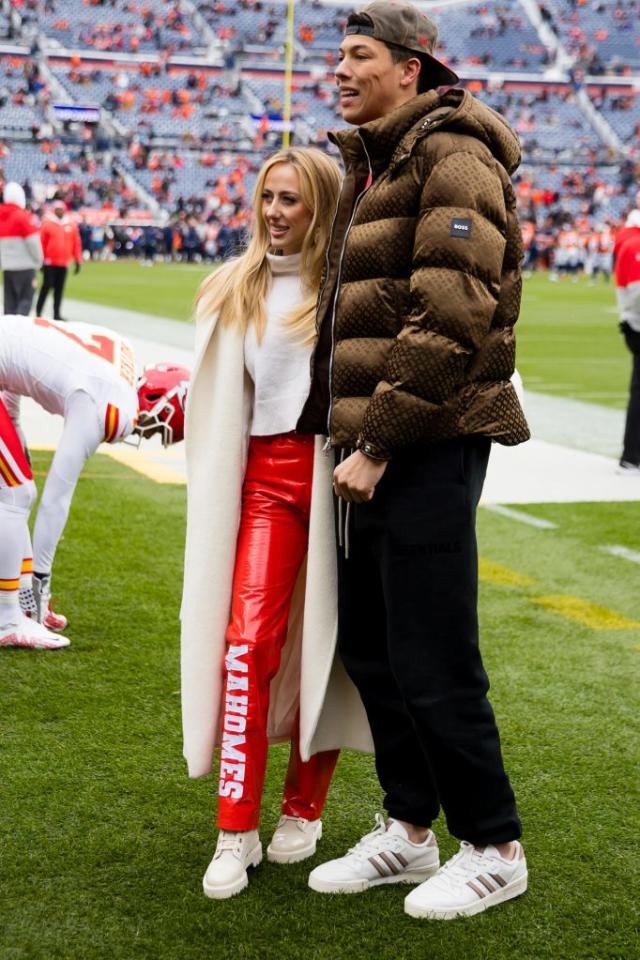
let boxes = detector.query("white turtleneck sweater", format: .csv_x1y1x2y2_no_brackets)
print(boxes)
244,251,313,436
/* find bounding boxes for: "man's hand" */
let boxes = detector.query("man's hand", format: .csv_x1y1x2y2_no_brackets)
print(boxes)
333,450,388,503
74,260,81,275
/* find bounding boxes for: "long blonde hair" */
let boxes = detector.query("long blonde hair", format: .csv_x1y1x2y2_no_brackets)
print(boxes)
196,147,342,344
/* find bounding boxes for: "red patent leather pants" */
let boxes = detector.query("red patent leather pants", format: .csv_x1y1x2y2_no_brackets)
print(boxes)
217,433,339,831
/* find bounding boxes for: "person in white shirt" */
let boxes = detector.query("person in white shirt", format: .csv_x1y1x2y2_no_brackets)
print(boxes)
182,147,349,899
0,314,190,648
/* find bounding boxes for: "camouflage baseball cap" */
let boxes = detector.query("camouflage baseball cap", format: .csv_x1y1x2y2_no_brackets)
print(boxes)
345,0,459,87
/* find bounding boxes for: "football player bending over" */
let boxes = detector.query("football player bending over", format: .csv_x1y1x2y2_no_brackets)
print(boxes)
0,314,189,650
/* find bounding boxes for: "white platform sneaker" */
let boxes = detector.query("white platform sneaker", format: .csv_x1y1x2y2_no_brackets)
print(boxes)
267,816,323,864
308,815,439,894
404,840,528,920
202,830,262,900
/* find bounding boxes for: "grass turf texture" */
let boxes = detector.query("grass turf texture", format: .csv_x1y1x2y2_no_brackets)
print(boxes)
2,452,638,959
66,262,627,410
68,260,211,323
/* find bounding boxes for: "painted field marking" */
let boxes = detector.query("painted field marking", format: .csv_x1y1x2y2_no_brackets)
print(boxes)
479,559,536,587
482,504,558,529
33,444,186,485
600,545,640,564
479,558,639,630
102,445,186,485
532,595,640,630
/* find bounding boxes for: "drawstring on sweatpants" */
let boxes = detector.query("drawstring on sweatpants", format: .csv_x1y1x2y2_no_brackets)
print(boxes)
335,448,353,560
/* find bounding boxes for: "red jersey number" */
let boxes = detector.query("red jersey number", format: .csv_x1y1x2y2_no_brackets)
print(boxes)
34,316,116,365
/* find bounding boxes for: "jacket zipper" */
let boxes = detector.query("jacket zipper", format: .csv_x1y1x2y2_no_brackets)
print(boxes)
307,193,340,453
325,132,374,449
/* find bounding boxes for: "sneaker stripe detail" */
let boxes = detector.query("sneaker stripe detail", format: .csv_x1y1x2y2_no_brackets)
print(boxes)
490,872,507,888
393,851,409,868
467,879,487,899
368,856,389,878
478,874,496,893
378,851,400,875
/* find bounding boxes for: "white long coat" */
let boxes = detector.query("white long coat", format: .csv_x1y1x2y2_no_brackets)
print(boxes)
180,306,373,779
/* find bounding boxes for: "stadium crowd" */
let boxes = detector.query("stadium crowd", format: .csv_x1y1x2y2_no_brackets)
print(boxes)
0,0,638,268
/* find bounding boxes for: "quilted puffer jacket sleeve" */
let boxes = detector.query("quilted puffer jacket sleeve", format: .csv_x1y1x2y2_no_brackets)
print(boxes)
356,141,510,460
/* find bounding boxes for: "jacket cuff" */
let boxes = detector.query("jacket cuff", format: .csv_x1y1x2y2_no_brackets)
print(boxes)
355,436,392,461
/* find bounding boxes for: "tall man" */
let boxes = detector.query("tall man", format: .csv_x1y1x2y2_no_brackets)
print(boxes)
0,181,43,314
298,1,530,920
36,201,82,321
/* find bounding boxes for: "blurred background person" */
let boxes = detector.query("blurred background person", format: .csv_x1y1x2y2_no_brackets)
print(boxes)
36,200,82,321
0,181,43,315
614,227,640,475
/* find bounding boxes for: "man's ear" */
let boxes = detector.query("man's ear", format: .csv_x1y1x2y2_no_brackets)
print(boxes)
400,55,422,91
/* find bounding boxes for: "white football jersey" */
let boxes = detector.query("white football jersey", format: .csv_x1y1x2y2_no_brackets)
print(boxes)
0,315,137,442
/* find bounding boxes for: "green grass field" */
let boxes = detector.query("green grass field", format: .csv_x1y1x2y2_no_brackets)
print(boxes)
68,260,210,323
2,452,638,960
67,261,627,410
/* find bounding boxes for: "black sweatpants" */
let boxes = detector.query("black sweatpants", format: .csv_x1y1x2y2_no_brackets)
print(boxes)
336,436,521,845
3,269,36,315
36,265,67,319
621,323,640,466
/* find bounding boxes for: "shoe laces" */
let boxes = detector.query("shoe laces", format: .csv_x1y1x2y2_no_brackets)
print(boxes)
277,815,309,833
215,831,246,859
345,813,394,863
434,841,499,891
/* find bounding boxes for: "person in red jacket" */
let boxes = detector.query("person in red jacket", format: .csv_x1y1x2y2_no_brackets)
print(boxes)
615,230,640,474
35,201,81,321
0,181,43,314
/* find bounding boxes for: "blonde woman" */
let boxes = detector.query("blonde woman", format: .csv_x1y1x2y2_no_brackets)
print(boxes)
180,148,372,900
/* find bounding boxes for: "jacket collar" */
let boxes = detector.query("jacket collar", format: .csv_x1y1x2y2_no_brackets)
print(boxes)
329,90,440,176
329,88,521,177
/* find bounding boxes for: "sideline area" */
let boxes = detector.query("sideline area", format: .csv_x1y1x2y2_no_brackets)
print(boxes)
9,298,639,505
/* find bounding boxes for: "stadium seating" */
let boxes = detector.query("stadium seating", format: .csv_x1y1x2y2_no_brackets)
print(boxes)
37,0,202,55
545,0,640,74
53,64,256,141
0,55,45,132
0,0,637,246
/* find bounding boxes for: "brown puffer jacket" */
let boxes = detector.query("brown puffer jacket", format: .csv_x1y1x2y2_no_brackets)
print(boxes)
297,88,530,458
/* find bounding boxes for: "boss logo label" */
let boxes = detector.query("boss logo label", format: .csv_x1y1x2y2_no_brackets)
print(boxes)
450,218,472,238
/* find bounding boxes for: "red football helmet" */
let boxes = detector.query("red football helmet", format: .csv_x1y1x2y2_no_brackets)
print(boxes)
135,363,190,447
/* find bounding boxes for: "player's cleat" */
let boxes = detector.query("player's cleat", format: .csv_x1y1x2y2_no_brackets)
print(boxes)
42,607,68,631
0,614,70,650
31,575,68,631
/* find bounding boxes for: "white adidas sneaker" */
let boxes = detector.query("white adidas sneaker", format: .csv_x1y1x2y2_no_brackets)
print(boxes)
404,840,528,920
308,814,439,894
202,830,262,900
0,614,70,651
267,815,322,864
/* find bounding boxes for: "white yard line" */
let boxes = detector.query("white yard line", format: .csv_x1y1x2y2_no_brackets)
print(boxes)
481,504,558,528
600,545,640,564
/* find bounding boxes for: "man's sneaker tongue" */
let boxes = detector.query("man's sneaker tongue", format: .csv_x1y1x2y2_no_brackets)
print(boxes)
386,819,410,839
